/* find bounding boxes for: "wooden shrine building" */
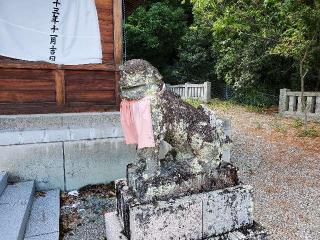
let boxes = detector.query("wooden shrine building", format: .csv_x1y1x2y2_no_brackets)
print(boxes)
0,0,130,115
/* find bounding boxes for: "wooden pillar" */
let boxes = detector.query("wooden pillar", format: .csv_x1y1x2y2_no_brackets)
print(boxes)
113,0,123,108
113,0,123,69
55,69,65,106
115,71,120,107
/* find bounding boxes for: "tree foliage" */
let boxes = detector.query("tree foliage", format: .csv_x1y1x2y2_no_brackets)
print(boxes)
191,0,319,86
125,1,188,72
126,0,320,106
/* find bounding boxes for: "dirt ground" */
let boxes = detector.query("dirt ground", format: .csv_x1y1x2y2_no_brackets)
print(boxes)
211,101,320,240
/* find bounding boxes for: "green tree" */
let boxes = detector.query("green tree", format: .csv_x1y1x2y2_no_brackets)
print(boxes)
188,0,320,106
174,26,217,84
270,1,320,129
125,1,188,78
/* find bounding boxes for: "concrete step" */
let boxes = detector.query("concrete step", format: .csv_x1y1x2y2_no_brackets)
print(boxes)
0,181,35,240
24,189,60,240
0,171,8,196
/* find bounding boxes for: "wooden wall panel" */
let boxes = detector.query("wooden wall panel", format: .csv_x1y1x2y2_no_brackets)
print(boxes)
64,70,116,105
66,91,115,103
0,92,55,103
65,71,115,91
0,69,56,105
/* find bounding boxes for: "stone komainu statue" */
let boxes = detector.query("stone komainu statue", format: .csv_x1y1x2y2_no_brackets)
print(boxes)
120,59,235,200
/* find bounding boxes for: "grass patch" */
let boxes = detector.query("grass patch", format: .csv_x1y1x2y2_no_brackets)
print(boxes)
244,105,265,113
185,97,266,113
208,98,236,110
185,98,201,108
291,119,303,129
185,98,236,110
273,121,288,133
254,121,263,129
298,128,319,138
211,98,265,113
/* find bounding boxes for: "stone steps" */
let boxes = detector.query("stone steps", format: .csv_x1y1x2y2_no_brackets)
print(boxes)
0,172,60,240
0,171,8,195
24,189,60,240
0,181,35,240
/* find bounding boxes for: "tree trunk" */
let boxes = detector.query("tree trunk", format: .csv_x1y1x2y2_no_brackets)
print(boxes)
300,61,308,131
300,64,306,130
299,41,312,131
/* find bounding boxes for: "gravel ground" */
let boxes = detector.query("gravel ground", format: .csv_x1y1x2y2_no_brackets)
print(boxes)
60,184,116,240
60,102,320,240
213,104,320,240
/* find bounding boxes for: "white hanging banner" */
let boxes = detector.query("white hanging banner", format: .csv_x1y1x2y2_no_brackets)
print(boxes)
0,0,102,65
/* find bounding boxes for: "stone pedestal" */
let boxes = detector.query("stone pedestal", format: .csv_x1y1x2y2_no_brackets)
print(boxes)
105,211,267,240
105,175,267,240
105,183,267,240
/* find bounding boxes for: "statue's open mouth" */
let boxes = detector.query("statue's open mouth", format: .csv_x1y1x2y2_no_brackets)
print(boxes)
120,84,146,90
120,84,149,100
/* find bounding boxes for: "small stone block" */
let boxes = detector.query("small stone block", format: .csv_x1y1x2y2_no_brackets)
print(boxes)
69,128,92,141
0,131,20,146
129,195,203,240
203,185,254,238
19,130,45,144
105,212,127,240
44,129,70,142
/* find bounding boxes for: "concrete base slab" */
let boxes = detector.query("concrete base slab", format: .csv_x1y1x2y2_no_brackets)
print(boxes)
0,112,122,132
0,143,65,191
0,112,137,191
0,138,136,191
64,138,136,190
24,189,60,239
0,181,35,240
105,212,267,240
0,171,8,195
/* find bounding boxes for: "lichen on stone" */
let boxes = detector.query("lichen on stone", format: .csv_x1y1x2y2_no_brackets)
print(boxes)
120,59,231,199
